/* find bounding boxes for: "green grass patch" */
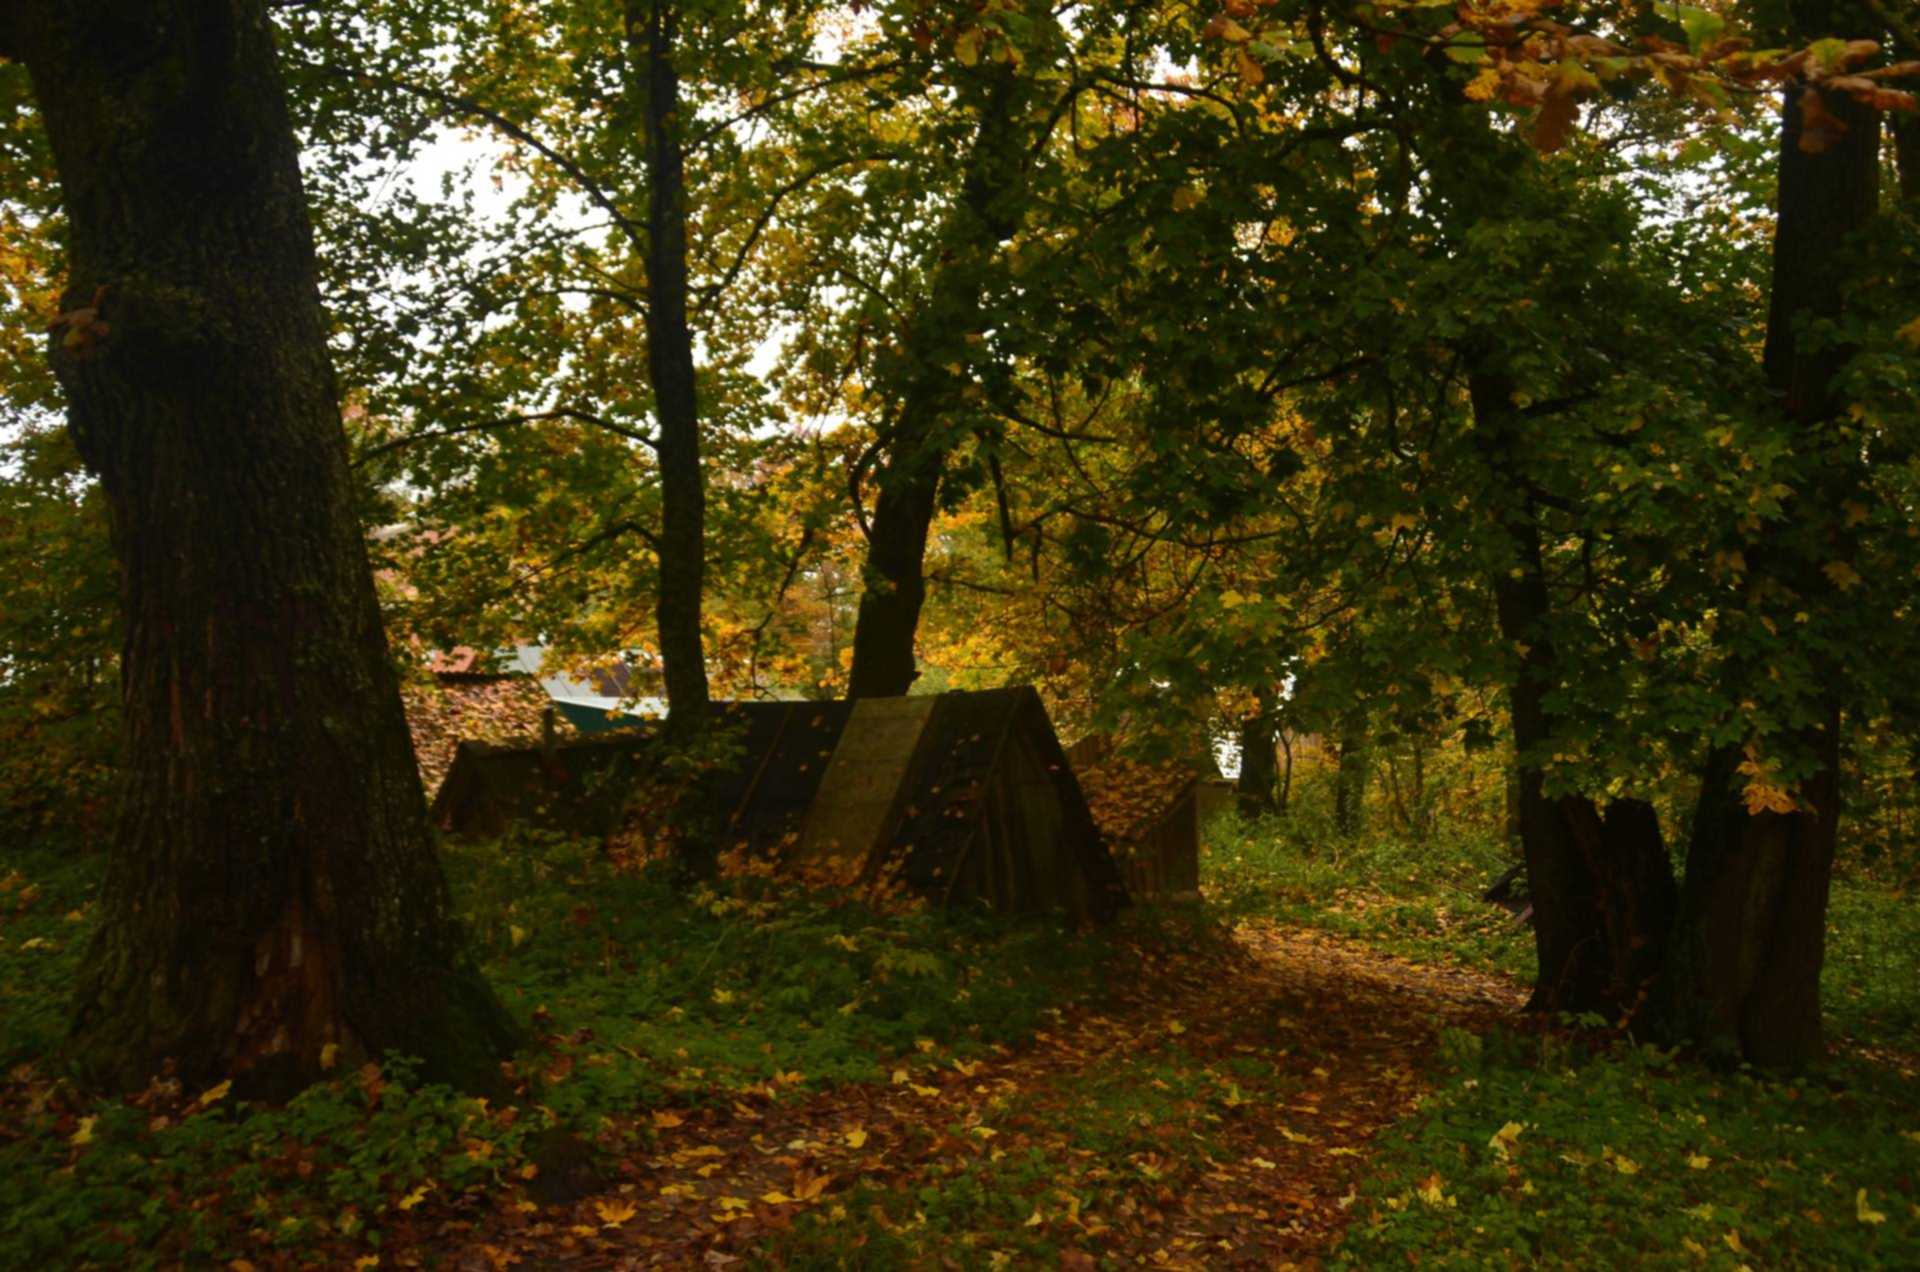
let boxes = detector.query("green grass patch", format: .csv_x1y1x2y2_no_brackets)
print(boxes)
1337,1027,1920,1269
0,832,1126,1268
1204,809,1535,981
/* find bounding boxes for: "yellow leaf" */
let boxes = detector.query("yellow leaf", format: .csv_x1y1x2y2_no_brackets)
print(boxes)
1250,1156,1277,1169
845,1127,869,1149
1897,315,1920,349
1388,513,1419,535
955,27,984,67
890,1068,909,1085
320,1043,339,1071
509,924,528,948
1857,1189,1887,1225
910,1083,941,1097
792,1171,830,1202
1823,560,1862,591
397,1183,431,1211
1465,66,1502,101
1687,1154,1711,1170
1025,1209,1045,1227
711,988,735,1005
652,1110,685,1129
1488,1121,1524,1156
1613,1155,1640,1175
1170,186,1203,212
353,1257,381,1271
915,1038,936,1053
595,1198,638,1227
1417,1174,1447,1206
197,1079,233,1108
1236,48,1265,88
761,1191,793,1205
70,1116,96,1147
1723,1229,1744,1253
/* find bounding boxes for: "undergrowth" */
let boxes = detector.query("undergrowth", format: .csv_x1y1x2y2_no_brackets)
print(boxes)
0,832,1126,1268
1207,780,1920,1270
1337,1026,1920,1269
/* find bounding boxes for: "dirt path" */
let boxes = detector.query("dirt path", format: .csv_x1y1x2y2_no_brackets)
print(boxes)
424,922,1524,1270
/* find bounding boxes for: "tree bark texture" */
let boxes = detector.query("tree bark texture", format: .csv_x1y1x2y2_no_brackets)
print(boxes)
1657,72,1879,1067
1235,695,1279,818
1331,707,1369,837
11,1,516,1096
632,0,711,731
847,71,1027,697
1469,371,1676,1018
1895,113,1919,205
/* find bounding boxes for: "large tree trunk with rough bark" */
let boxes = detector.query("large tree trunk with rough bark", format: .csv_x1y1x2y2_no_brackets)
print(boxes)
1655,65,1879,1067
6,1,516,1097
1469,371,1677,1018
632,0,710,731
847,71,1026,697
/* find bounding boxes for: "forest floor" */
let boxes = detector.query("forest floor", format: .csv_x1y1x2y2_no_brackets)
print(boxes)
5,823,1917,1269
429,921,1521,1269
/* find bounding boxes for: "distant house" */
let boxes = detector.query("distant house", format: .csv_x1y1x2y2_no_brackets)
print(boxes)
423,643,666,733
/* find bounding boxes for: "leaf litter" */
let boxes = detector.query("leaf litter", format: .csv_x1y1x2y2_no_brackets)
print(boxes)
418,920,1522,1269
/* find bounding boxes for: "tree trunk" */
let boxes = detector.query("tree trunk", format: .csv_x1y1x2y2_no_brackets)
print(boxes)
1656,69,1879,1067
847,71,1026,697
1470,370,1676,1018
1332,707,1368,837
1895,113,1919,205
1236,695,1279,818
633,0,710,731
1276,729,1294,814
8,1,515,1097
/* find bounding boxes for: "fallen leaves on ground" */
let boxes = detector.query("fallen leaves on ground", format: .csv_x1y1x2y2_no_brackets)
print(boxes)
414,920,1521,1269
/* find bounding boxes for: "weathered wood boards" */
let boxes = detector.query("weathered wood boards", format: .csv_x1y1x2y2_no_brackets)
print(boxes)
431,687,1128,922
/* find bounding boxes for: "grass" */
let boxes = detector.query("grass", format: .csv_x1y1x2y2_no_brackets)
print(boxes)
1335,1028,1920,1269
1205,802,1535,981
1206,776,1920,1271
0,831,1131,1268
4,773,1916,1269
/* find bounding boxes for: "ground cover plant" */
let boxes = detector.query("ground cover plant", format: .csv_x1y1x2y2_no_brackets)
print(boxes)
5,0,1920,1266
0,834,1129,1267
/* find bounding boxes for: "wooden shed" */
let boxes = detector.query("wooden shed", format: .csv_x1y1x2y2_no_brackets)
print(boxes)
429,699,851,852
430,687,1127,923
1072,736,1231,901
791,688,1128,923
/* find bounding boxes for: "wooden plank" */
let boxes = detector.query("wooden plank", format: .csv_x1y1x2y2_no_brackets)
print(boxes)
793,695,941,878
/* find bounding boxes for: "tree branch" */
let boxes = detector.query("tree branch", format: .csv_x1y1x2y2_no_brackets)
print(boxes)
351,408,654,468
309,61,649,259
